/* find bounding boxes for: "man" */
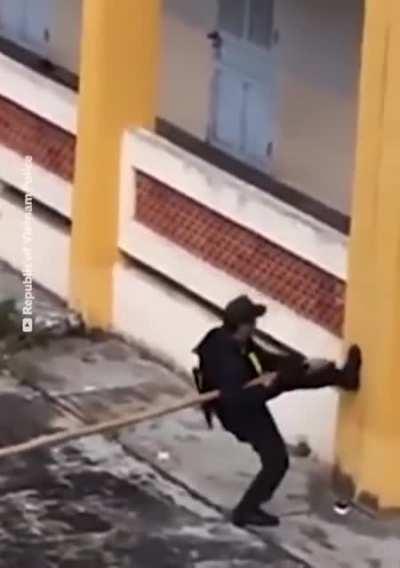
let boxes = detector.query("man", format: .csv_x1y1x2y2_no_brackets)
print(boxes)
193,295,361,529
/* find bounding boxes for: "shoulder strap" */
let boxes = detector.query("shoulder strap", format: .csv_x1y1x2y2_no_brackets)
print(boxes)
192,368,214,429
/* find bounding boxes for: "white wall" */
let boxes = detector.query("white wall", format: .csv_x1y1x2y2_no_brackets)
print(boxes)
273,0,363,214
159,0,363,215
51,0,82,74
0,51,77,133
121,130,348,280
0,187,70,299
0,51,76,218
0,50,73,297
160,0,217,139
0,144,72,217
0,0,82,74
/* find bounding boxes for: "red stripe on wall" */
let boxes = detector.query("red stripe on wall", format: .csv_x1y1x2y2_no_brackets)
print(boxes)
135,172,345,336
0,95,75,181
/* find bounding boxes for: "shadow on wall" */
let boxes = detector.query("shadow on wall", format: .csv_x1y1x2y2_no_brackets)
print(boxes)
278,0,364,94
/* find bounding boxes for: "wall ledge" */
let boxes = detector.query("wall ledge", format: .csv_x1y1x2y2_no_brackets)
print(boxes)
123,129,348,280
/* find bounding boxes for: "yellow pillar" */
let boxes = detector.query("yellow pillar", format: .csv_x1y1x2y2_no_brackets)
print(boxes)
70,0,160,327
336,0,400,510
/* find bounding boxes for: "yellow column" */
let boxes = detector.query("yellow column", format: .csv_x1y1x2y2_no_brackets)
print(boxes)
336,0,400,510
70,0,160,327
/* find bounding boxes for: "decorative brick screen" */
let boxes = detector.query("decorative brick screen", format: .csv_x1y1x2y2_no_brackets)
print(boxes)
0,95,75,181
136,172,345,336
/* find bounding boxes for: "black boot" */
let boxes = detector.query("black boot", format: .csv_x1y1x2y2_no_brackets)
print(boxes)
232,507,280,528
339,344,362,391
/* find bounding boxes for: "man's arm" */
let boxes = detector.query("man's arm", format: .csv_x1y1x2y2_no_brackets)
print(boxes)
211,350,272,407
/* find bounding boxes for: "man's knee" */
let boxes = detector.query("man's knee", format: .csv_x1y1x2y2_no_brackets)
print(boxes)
260,444,289,496
257,436,289,480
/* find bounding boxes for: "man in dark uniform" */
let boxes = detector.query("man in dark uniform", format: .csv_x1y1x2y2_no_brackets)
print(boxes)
193,295,361,528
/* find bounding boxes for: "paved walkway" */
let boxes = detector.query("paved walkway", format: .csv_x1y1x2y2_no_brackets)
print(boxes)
1,261,400,567
0,392,299,567
0,263,303,567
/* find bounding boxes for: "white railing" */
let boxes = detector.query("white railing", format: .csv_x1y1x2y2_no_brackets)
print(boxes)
0,51,75,217
120,129,348,280
0,51,77,134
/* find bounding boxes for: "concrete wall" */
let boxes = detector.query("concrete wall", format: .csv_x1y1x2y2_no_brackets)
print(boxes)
0,51,77,133
51,0,82,74
0,188,70,299
0,51,74,298
159,0,363,215
0,0,82,74
159,0,217,139
273,0,364,214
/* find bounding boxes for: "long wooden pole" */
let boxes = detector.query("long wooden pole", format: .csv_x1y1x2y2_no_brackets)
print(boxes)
0,375,274,460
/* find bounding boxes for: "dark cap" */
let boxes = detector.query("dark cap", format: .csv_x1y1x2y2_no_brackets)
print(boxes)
223,295,266,327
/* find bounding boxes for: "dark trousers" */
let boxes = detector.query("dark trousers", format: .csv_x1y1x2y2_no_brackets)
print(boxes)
267,359,341,398
236,408,289,514
236,361,341,514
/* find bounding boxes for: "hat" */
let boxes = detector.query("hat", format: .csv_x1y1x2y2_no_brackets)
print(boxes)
223,295,266,327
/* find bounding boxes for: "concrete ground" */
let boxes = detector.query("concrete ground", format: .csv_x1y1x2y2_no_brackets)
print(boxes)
1,262,400,567
0,395,298,567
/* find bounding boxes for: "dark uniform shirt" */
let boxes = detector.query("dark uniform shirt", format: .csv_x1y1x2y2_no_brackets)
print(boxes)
194,327,292,441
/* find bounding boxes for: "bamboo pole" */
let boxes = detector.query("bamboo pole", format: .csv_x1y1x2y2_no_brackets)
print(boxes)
0,375,274,460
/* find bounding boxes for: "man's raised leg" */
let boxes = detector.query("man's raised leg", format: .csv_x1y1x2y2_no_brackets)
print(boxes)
274,345,362,395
